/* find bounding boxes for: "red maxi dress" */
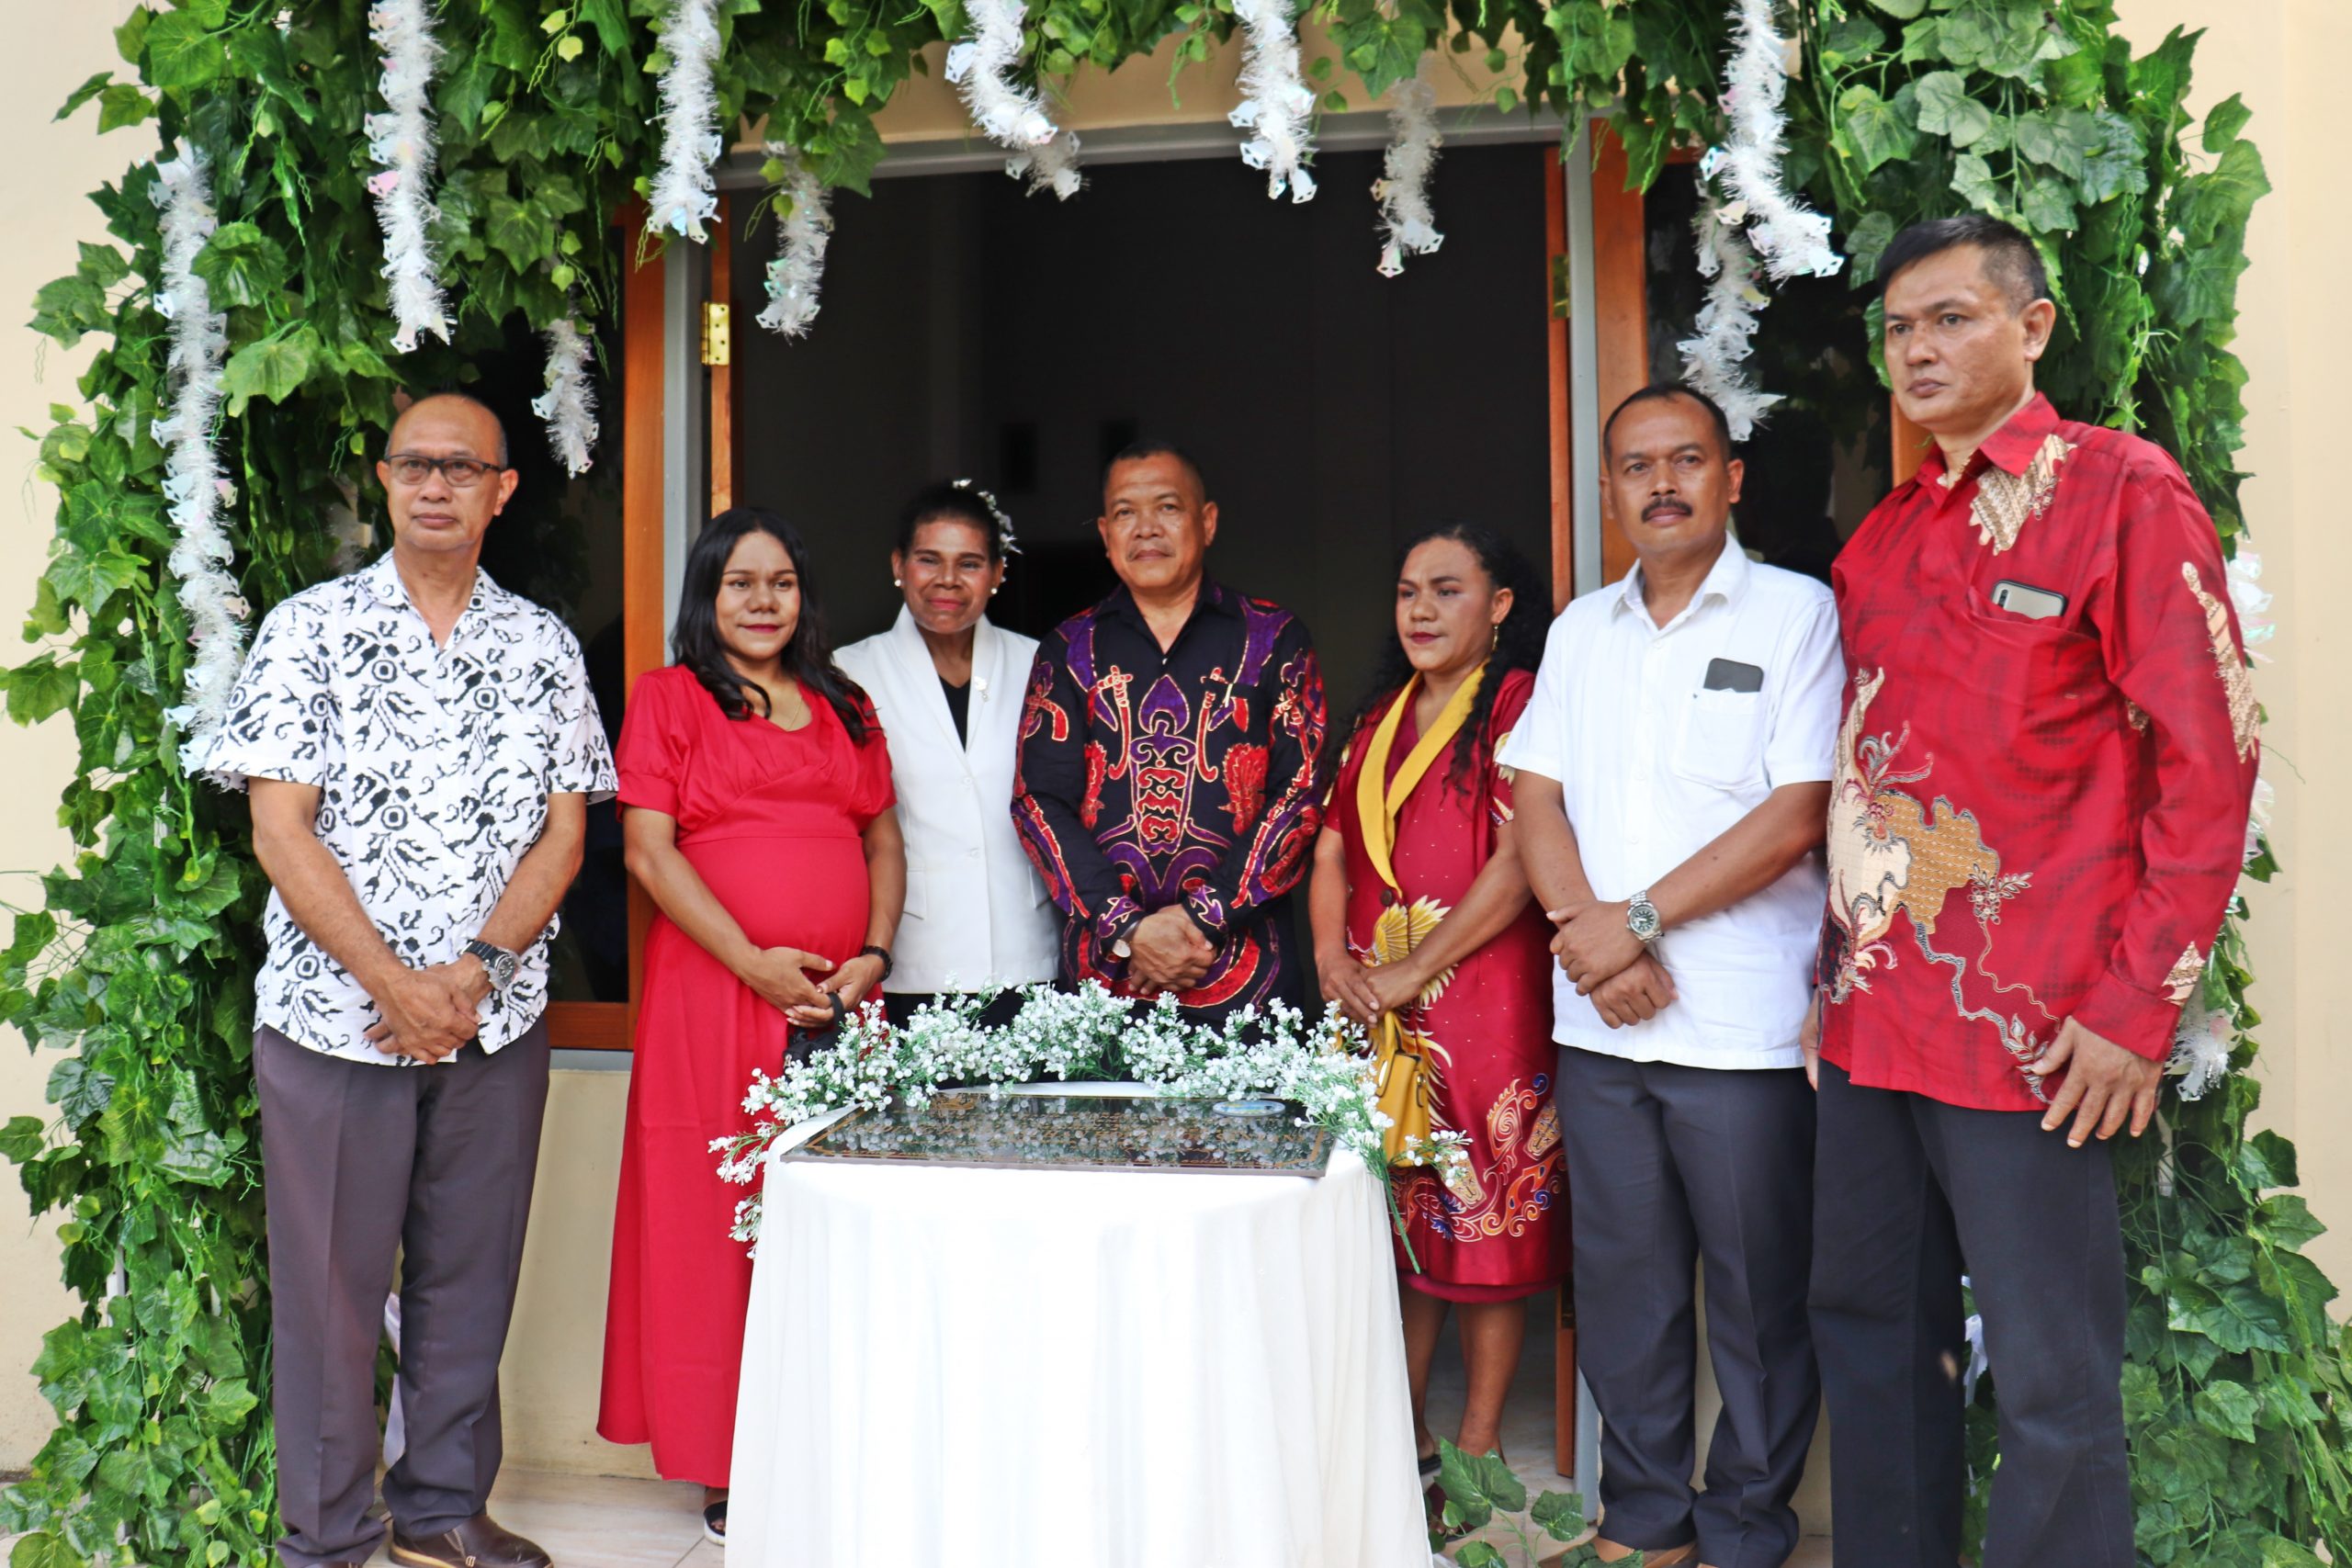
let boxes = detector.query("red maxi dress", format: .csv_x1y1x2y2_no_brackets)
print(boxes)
1329,668,1566,1300
598,663,895,1484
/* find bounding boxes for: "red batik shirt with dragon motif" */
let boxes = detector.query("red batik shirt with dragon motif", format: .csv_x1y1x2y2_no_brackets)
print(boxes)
1012,581,1328,1018
1819,394,2260,1111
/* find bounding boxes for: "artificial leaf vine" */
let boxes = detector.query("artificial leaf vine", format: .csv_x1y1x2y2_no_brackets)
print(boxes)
1,4,2339,1568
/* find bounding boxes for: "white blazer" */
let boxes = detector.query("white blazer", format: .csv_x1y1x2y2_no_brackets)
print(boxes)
837,610,1059,994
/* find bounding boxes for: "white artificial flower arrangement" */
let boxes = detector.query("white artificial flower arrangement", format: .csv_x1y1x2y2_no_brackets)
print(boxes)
714,980,1470,1250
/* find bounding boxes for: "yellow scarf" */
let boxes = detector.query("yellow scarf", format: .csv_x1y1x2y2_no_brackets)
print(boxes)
1352,664,1484,1162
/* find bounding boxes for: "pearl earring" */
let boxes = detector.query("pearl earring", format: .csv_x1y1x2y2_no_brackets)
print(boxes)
893,578,902,588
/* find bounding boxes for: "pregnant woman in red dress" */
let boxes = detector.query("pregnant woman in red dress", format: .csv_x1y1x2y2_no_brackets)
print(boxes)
1310,524,1565,1490
598,509,905,1540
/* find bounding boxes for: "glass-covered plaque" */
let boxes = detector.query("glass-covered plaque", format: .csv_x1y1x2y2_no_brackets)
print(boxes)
784,1091,1329,1177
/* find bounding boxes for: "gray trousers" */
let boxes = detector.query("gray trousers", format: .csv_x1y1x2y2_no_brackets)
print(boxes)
255,1021,550,1568
1809,1061,2132,1568
1557,1046,1820,1568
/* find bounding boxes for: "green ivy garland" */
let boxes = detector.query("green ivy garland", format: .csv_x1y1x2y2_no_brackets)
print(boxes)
1,2,2342,1565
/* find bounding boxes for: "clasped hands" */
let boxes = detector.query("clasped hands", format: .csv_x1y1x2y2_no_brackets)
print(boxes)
736,945,886,1030
366,956,492,1062
1548,898,1676,1030
1122,906,1217,994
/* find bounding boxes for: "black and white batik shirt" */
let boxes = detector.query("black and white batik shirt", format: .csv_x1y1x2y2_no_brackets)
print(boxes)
199,552,617,1065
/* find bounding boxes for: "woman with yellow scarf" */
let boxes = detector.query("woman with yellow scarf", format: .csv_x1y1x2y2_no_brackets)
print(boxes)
1310,523,1565,1483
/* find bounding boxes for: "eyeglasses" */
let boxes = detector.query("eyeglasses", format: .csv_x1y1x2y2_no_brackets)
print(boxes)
385,454,510,489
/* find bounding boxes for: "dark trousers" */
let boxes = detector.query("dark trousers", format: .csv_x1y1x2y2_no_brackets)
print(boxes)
1557,1047,1820,1568
1809,1062,2133,1568
255,1021,550,1568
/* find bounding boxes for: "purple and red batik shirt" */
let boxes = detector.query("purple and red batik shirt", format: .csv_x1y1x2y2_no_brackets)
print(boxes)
1012,580,1328,1019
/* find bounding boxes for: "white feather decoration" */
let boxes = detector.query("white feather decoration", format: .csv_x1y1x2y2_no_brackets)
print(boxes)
1008,128,1085,200
1228,0,1317,202
754,144,834,337
649,0,725,242
1708,0,1840,281
2226,548,2275,658
149,152,248,768
531,318,599,476
2167,992,2235,1102
363,0,450,352
944,0,1061,157
1678,193,1781,442
1373,63,1443,276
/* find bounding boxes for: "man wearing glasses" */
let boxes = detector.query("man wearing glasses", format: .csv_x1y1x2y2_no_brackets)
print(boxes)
198,392,616,1568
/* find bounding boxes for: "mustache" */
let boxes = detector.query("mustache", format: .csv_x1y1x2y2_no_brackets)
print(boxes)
1642,498,1693,521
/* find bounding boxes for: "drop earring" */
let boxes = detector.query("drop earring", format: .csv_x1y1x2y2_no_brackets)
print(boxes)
1489,623,1501,650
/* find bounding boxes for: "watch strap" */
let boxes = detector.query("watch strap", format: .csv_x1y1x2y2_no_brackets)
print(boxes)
857,944,894,983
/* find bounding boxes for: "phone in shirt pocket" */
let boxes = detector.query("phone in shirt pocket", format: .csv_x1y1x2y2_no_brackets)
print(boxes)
1673,669,1768,793
1989,580,2068,621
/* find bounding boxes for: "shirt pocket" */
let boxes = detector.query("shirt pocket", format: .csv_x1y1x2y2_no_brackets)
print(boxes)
902,860,931,921
1956,586,2102,728
1672,688,1768,793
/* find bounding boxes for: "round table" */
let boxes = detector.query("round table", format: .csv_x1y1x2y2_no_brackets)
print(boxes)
727,1098,1430,1567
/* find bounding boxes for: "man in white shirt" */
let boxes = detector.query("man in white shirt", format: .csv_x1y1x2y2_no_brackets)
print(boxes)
199,393,616,1568
1501,385,1842,1568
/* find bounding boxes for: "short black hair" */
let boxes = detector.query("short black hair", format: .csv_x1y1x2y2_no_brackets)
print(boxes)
394,389,511,467
1877,214,2050,312
895,480,1005,561
1101,438,1208,502
1602,382,1735,463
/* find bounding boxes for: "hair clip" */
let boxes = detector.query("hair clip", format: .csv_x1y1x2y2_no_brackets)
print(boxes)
952,477,1022,557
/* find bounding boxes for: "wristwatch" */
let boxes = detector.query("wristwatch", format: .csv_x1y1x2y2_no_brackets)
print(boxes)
857,944,894,983
464,938,521,994
1625,891,1663,945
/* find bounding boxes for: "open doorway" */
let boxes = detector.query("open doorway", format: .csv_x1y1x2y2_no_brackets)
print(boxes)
721,139,1561,712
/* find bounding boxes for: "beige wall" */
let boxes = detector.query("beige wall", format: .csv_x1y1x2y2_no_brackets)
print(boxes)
0,0,2342,1489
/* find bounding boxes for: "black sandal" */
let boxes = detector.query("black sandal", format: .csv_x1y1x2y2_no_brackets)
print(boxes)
702,1500,726,1546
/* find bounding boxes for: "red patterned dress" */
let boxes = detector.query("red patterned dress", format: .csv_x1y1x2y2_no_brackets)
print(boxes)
1329,669,1566,1299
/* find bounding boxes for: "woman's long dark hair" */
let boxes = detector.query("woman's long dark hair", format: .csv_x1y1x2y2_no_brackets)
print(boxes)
673,507,871,742
1344,523,1548,798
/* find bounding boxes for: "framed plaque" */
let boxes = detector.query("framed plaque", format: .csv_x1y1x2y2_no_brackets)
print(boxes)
783,1090,1330,1177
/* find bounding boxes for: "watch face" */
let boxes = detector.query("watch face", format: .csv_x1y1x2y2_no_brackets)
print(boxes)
1628,901,1662,942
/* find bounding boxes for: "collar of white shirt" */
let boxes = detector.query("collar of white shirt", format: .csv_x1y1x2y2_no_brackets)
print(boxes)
1611,534,1751,632
357,548,527,627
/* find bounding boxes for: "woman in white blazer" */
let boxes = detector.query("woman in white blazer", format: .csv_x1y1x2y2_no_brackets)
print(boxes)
836,481,1058,1022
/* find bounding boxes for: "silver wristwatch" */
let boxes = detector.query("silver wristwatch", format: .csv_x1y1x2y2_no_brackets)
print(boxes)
1625,890,1663,944
464,938,521,994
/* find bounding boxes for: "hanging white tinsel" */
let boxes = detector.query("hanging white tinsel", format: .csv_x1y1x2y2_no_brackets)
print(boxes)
1704,0,1840,282
363,0,451,353
944,0,1062,164
1372,62,1443,276
1678,197,1781,442
1228,0,1317,202
649,0,724,241
754,144,834,337
1009,128,1085,201
531,319,600,476
149,151,248,767
1675,0,1845,441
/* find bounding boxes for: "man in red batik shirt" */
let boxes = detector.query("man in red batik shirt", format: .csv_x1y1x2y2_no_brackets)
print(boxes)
1804,215,2259,1568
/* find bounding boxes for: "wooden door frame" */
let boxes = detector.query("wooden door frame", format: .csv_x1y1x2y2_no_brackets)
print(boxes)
545,203,670,1052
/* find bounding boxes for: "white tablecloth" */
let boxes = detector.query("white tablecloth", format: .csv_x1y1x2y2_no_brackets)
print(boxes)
728,1105,1429,1567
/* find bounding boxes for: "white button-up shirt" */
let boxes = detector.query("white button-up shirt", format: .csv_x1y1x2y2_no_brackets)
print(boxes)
198,554,616,1064
1499,542,1841,1070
